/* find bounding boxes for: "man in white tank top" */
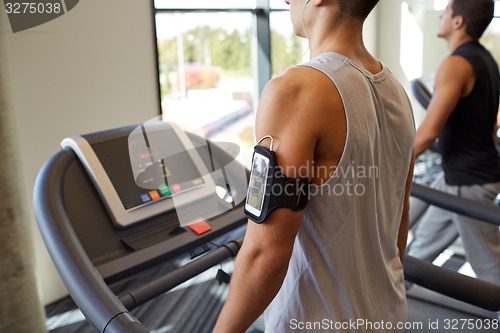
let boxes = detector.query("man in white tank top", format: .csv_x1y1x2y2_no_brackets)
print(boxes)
214,0,415,332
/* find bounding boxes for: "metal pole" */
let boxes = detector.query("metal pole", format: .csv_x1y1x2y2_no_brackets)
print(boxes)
252,0,271,114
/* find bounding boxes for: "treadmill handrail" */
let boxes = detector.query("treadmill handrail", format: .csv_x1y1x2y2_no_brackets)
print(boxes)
119,238,243,311
409,182,500,311
34,148,150,333
411,182,500,226
403,255,500,311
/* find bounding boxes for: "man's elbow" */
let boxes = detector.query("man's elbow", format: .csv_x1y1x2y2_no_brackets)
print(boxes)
415,129,439,156
243,243,292,279
419,128,439,145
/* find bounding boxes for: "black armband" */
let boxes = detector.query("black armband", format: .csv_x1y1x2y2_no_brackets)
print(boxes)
244,143,309,224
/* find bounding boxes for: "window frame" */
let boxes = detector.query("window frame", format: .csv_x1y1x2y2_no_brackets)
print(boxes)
152,0,289,115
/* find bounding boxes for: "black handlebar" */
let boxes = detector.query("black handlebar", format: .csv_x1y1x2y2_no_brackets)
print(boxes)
34,149,147,332
411,182,500,227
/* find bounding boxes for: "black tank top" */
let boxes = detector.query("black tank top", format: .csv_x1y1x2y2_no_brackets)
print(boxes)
438,41,500,185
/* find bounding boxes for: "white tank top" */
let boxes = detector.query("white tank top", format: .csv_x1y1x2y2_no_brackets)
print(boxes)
264,52,415,332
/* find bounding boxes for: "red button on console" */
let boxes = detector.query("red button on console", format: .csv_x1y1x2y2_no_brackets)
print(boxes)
187,220,212,235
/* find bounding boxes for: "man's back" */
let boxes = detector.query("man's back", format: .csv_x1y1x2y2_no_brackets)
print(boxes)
264,53,415,332
213,1,417,332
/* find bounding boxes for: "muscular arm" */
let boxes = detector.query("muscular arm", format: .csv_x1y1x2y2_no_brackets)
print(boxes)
213,68,340,333
398,150,415,261
414,56,475,157
212,210,304,333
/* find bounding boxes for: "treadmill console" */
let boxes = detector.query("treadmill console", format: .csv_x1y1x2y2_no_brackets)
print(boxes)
61,122,218,229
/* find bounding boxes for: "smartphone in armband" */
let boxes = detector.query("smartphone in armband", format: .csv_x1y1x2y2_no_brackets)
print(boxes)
245,150,271,219
244,139,309,224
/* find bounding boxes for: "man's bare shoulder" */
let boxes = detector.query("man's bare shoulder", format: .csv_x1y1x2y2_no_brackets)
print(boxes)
437,55,474,82
435,55,474,97
259,65,341,119
263,66,321,96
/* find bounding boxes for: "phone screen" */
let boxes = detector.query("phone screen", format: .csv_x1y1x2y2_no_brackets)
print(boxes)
245,152,270,217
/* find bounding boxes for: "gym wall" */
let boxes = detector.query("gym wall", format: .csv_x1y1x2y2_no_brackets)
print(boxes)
1,0,159,304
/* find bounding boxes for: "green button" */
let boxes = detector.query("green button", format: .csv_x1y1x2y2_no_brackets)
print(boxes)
159,184,171,196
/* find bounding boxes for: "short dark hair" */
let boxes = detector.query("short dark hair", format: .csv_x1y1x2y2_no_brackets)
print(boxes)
451,0,494,39
337,0,379,19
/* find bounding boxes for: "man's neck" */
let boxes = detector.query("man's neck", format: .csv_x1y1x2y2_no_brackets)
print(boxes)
308,22,380,74
447,34,476,53
309,20,365,59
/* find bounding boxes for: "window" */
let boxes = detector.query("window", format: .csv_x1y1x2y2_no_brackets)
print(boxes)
270,11,309,77
155,7,256,166
154,0,256,9
154,1,308,166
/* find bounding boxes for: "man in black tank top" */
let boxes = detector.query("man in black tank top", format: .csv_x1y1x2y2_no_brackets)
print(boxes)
409,0,500,285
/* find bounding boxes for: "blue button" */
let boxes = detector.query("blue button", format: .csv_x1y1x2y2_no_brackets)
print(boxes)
140,193,151,203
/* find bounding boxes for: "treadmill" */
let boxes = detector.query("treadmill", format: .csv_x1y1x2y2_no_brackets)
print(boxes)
405,183,500,332
35,122,249,332
404,77,500,332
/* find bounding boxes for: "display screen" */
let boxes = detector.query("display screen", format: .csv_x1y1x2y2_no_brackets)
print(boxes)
245,152,269,214
92,128,204,211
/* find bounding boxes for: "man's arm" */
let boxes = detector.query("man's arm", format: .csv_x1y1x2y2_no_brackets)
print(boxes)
414,55,474,157
397,150,415,262
213,67,340,333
